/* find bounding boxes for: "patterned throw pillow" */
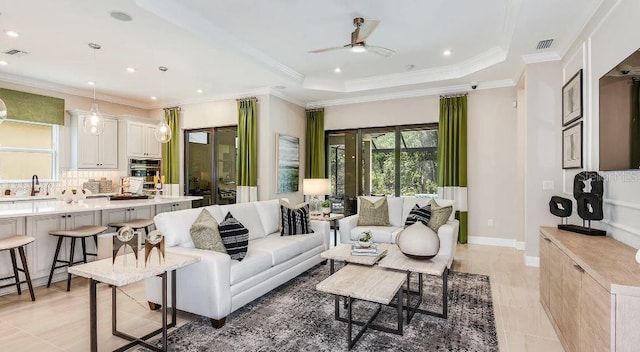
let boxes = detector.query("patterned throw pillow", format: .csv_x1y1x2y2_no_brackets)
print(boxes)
190,209,227,254
428,200,454,232
218,212,249,261
404,204,431,227
357,197,390,226
280,200,313,236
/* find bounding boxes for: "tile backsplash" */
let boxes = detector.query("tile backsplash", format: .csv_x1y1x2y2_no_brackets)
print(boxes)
0,170,123,196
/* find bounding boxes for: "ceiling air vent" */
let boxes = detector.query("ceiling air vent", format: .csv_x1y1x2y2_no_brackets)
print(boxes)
536,39,554,50
4,49,28,57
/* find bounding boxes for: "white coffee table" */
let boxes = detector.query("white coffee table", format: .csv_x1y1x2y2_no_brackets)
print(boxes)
68,251,199,352
378,245,450,320
316,263,406,349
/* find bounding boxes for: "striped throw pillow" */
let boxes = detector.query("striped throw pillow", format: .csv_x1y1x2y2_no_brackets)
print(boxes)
219,212,249,261
404,204,432,227
280,202,313,236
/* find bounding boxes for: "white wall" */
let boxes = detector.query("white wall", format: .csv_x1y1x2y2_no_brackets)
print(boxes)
561,0,640,249
523,62,563,258
324,90,523,242
151,94,306,203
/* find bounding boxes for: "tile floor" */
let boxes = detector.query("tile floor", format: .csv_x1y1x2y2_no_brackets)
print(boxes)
0,244,564,351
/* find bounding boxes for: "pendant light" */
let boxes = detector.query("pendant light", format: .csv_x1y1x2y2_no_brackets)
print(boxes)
0,98,7,125
84,43,104,135
155,66,172,143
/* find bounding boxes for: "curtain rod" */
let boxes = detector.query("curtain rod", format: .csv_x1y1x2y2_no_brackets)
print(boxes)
163,106,181,111
440,92,468,98
306,107,324,112
236,96,257,102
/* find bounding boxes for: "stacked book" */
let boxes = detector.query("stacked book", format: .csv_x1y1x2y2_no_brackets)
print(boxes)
350,243,382,256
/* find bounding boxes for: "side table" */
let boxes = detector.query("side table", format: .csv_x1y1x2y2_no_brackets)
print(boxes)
68,251,199,352
310,213,344,247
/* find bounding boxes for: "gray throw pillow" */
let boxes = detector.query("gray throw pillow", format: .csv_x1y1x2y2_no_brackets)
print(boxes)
357,197,390,226
427,200,453,232
190,209,226,254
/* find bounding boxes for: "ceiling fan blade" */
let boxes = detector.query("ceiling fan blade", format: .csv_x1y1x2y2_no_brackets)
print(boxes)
308,45,349,54
366,45,396,57
356,18,380,42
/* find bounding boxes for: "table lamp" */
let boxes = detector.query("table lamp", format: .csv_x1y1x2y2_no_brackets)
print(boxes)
303,178,330,215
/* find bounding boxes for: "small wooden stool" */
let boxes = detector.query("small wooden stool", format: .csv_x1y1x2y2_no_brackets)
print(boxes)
108,218,154,238
47,225,107,291
0,235,36,301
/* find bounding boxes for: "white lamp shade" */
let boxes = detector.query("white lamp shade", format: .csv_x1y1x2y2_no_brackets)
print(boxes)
303,178,330,196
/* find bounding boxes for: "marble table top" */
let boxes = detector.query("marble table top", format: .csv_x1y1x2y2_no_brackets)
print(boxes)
316,264,406,305
321,243,391,266
68,251,200,287
378,245,448,276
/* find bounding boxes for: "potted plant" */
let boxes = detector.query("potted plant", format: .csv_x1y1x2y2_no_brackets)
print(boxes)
358,231,373,248
320,199,332,216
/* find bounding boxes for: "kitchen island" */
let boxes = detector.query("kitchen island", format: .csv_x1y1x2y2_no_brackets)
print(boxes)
0,196,202,295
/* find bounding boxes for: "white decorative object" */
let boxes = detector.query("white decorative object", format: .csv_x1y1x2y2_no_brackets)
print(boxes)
396,222,440,260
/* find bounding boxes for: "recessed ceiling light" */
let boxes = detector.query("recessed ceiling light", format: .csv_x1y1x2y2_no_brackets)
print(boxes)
196,89,203,94
87,81,95,85
0,60,7,66
334,67,341,73
443,49,452,56
5,30,19,38
110,11,132,22
126,67,135,73
151,96,157,100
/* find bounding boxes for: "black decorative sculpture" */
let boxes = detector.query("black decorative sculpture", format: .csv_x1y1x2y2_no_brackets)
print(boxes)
551,171,606,236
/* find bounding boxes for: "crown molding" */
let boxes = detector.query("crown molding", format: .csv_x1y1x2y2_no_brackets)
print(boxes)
303,47,507,92
136,0,304,84
521,52,562,64
305,79,515,108
0,72,152,109
269,89,306,107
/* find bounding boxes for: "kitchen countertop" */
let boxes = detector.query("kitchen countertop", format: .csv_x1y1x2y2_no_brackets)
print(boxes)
0,193,116,203
0,196,202,218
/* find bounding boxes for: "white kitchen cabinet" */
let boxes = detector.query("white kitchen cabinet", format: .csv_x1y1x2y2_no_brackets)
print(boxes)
68,110,118,169
26,211,100,279
155,200,192,215
120,119,162,159
0,217,27,283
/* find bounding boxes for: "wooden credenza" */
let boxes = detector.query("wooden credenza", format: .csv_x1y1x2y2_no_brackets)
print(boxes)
540,227,640,352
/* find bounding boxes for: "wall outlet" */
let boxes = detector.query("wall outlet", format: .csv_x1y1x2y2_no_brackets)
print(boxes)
487,219,494,227
543,180,554,190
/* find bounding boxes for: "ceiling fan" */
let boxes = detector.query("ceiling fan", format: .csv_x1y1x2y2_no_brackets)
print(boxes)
308,17,396,57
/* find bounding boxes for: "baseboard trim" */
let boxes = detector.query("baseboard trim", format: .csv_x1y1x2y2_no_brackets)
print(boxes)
515,241,526,251
525,256,540,267
468,236,522,249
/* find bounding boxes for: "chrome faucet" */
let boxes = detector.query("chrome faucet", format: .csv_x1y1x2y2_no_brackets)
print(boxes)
31,174,40,196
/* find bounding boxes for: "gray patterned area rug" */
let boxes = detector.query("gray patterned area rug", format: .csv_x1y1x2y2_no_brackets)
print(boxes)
142,265,498,352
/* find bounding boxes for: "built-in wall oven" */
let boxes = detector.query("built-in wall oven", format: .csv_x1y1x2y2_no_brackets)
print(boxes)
129,159,161,190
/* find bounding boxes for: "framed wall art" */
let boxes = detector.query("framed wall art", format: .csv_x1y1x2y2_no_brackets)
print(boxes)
563,121,583,169
276,134,300,193
562,69,583,126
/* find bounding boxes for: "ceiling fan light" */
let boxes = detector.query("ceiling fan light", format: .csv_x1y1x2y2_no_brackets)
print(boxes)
351,44,366,53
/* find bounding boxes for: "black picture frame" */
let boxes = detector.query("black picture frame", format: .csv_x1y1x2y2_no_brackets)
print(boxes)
562,69,583,126
562,121,583,169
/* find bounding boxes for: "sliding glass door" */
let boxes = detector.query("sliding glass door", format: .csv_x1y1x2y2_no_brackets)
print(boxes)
326,124,437,215
184,126,237,207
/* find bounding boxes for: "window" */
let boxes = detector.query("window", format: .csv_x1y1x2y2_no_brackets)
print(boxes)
0,120,58,181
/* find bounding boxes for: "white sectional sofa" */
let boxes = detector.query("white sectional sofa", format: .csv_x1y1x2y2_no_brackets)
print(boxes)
338,196,460,268
145,199,330,327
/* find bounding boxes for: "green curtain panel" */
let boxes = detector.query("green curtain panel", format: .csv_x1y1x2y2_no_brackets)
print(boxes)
631,81,640,168
161,107,180,184
305,108,325,178
0,88,64,125
237,98,258,202
438,95,469,243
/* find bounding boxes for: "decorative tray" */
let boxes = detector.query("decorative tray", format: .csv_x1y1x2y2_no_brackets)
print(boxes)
110,194,150,201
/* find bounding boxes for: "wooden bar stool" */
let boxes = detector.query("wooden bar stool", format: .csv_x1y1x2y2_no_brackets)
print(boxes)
0,235,36,301
108,218,154,238
47,225,107,291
